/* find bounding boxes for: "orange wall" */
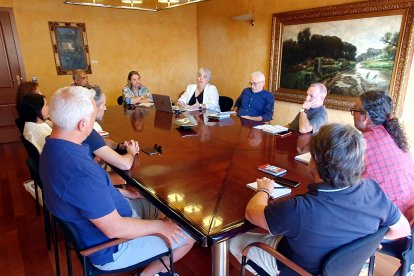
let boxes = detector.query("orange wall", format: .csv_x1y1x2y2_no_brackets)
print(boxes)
3,0,198,105
2,0,413,148
0,0,12,7
197,0,414,151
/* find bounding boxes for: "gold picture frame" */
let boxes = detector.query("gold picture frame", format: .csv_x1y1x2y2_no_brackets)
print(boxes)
269,0,414,116
48,21,92,75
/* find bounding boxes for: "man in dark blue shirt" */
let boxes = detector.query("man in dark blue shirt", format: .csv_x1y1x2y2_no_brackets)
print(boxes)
234,71,274,122
40,86,194,275
230,123,410,275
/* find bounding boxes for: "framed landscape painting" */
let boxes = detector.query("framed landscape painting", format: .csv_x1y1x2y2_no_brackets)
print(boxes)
269,0,414,115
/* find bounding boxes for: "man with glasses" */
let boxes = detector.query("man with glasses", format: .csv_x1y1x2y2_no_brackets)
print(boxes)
288,83,328,134
234,71,274,122
352,90,414,218
352,91,414,274
71,69,89,87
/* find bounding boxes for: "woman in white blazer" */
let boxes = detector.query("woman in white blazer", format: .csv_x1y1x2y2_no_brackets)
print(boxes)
177,68,220,112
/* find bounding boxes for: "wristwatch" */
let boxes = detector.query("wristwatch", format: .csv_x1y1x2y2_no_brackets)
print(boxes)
300,108,308,113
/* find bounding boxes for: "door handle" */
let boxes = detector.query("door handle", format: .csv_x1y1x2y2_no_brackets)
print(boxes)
15,74,22,86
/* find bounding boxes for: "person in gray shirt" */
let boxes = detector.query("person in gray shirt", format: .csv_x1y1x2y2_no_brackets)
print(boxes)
288,83,328,133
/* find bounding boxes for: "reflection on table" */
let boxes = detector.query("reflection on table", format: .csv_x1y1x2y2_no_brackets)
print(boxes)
100,106,313,275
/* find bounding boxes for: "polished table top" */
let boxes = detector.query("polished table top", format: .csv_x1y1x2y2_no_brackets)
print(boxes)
100,106,313,247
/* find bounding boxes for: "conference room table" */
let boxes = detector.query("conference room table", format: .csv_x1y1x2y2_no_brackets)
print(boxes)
100,105,314,276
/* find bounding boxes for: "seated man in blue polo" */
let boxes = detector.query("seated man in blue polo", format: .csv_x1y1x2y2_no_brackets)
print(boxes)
229,123,410,275
40,86,194,276
234,71,274,122
288,83,328,133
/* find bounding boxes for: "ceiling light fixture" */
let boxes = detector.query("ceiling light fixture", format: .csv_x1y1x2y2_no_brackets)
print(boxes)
64,0,208,12
121,0,143,3
158,0,180,3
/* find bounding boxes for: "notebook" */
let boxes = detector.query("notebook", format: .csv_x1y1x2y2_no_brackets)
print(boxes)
246,182,291,199
153,94,175,113
294,152,311,164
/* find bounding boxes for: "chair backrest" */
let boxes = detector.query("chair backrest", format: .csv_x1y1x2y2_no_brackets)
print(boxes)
322,226,389,275
218,96,234,112
20,136,40,164
26,157,42,187
53,215,99,276
117,96,124,105
55,216,87,253
15,118,25,134
54,215,173,275
399,225,414,275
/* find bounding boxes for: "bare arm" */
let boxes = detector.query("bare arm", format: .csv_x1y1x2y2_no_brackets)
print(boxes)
245,178,274,230
91,210,185,244
298,111,313,133
94,141,139,170
384,214,411,240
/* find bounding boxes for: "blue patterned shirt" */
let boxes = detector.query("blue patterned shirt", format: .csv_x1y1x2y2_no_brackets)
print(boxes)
122,85,153,104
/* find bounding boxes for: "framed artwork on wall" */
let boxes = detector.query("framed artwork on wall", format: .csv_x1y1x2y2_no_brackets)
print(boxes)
269,0,414,116
48,21,92,75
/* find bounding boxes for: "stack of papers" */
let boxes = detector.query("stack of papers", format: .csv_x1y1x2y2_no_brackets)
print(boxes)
207,111,235,119
175,117,198,128
246,182,291,199
138,102,154,107
98,131,109,137
294,152,311,164
254,124,288,134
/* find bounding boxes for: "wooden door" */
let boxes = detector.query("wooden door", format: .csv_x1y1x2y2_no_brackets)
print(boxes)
0,10,23,143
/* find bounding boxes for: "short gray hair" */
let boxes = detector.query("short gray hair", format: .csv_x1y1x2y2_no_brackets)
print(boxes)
198,68,212,82
250,71,265,81
72,69,86,81
310,83,327,97
310,123,365,188
86,85,104,106
49,86,95,130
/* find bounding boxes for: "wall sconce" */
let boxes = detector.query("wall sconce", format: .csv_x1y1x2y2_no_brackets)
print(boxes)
232,13,255,27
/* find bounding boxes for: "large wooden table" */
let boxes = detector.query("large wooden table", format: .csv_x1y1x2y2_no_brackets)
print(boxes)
100,106,313,275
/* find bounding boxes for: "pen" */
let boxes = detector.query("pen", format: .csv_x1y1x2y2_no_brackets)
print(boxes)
274,186,288,189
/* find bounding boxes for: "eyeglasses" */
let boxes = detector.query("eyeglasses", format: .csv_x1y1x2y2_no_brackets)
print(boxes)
153,144,162,154
248,81,264,86
350,108,366,116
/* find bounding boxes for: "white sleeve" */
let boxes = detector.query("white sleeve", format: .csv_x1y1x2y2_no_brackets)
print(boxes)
23,122,52,154
178,84,195,105
204,84,220,111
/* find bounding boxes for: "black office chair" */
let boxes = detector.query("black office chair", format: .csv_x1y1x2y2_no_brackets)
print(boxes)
20,136,41,214
376,224,414,275
117,96,124,105
241,226,389,276
26,157,60,275
218,96,234,112
15,117,25,134
53,216,175,276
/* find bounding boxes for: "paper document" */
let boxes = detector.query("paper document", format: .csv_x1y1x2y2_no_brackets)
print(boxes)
138,102,154,107
246,182,291,199
253,124,288,134
294,152,311,164
207,112,234,119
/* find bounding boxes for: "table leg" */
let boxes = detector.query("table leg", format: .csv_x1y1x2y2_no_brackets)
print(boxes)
212,240,229,276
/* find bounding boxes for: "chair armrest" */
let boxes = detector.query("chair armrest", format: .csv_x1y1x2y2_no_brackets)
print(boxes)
80,233,172,257
242,242,312,276
80,238,128,257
